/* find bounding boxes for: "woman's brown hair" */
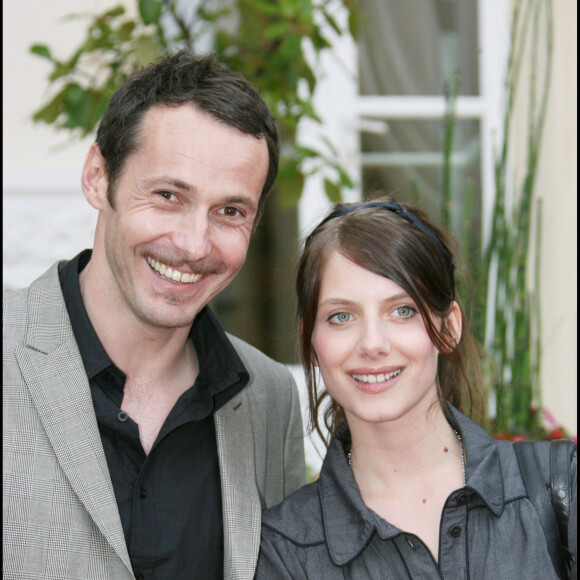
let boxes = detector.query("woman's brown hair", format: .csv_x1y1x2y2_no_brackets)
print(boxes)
296,196,486,445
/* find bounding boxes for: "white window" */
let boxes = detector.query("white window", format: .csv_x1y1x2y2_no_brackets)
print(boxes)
299,0,510,253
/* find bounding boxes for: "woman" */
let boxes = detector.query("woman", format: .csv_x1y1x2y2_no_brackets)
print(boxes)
256,197,577,579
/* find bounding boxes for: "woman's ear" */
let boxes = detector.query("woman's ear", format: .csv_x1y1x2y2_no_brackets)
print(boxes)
445,301,463,349
81,143,109,210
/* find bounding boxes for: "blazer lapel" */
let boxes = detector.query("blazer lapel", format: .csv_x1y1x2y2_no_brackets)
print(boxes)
15,265,132,573
215,390,262,580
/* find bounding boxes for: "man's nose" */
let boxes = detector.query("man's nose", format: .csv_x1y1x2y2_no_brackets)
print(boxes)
171,211,213,261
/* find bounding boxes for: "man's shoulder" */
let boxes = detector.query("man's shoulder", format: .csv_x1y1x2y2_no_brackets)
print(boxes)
225,334,300,414
4,261,67,344
226,333,292,379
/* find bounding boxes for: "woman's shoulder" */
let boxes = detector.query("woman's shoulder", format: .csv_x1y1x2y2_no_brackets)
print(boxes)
261,480,325,546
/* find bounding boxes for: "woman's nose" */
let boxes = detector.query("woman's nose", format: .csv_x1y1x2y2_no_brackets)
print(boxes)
356,320,392,358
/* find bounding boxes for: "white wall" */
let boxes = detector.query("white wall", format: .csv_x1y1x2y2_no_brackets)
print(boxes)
534,0,577,433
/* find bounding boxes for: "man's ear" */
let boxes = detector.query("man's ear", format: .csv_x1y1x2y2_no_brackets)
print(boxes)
445,301,463,350
81,143,109,210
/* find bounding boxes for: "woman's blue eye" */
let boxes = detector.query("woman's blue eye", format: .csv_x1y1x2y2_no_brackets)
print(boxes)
394,306,414,317
329,312,352,324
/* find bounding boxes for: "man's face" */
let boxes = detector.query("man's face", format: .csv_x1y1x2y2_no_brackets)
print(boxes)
89,105,269,330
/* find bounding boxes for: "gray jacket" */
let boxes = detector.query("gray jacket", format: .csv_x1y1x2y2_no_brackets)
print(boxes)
3,261,306,580
258,406,577,579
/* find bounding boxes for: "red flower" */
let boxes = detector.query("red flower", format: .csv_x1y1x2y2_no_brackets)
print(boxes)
547,428,565,440
512,435,527,442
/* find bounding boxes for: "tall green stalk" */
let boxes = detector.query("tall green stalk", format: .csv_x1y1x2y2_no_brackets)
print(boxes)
483,0,553,433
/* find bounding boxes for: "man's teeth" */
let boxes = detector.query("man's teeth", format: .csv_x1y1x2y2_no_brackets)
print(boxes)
147,257,202,284
352,369,401,383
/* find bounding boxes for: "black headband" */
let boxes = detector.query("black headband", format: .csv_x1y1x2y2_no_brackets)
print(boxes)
310,199,455,291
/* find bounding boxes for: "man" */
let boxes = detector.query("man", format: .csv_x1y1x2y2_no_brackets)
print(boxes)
3,50,306,580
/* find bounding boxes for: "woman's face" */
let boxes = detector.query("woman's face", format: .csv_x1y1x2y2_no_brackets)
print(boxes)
311,251,460,430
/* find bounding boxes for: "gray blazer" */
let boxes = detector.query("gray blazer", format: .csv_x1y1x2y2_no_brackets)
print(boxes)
3,262,306,580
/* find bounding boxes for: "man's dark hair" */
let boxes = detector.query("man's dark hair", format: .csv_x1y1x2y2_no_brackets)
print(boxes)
96,50,279,221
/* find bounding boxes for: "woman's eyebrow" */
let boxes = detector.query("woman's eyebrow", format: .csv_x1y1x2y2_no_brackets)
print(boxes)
318,293,412,307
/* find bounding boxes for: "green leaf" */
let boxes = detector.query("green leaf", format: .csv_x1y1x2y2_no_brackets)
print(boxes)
347,7,359,39
321,10,341,36
118,21,136,43
32,91,66,124
49,62,74,82
102,5,126,19
337,166,354,189
278,172,305,208
30,44,53,61
265,22,289,40
63,98,90,129
324,178,342,203
138,0,162,25
244,0,281,17
61,83,91,129
132,35,162,67
65,83,85,105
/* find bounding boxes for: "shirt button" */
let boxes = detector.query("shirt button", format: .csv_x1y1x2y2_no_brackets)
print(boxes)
450,526,462,537
139,488,147,499
117,411,128,422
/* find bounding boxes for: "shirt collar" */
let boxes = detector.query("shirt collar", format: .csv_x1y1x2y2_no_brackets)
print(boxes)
448,404,505,515
318,436,387,566
59,250,249,408
318,405,506,566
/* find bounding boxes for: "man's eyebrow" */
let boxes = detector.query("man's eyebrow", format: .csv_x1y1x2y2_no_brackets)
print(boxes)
143,176,194,191
224,195,258,208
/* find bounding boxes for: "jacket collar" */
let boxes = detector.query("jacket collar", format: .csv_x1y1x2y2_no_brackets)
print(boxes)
319,405,506,566
450,405,505,516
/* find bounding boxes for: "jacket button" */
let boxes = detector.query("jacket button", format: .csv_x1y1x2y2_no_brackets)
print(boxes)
450,526,462,537
118,411,128,422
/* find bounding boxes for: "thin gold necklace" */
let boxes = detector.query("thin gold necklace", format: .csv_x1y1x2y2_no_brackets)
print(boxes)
347,429,466,487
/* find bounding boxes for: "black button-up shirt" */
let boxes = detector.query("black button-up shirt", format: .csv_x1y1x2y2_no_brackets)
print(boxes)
59,250,249,579
258,405,577,579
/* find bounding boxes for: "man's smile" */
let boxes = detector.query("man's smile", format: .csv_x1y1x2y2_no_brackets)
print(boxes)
147,256,203,284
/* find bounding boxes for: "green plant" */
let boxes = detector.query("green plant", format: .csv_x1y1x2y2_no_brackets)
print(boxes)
30,0,356,206
433,0,555,437
482,0,553,434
